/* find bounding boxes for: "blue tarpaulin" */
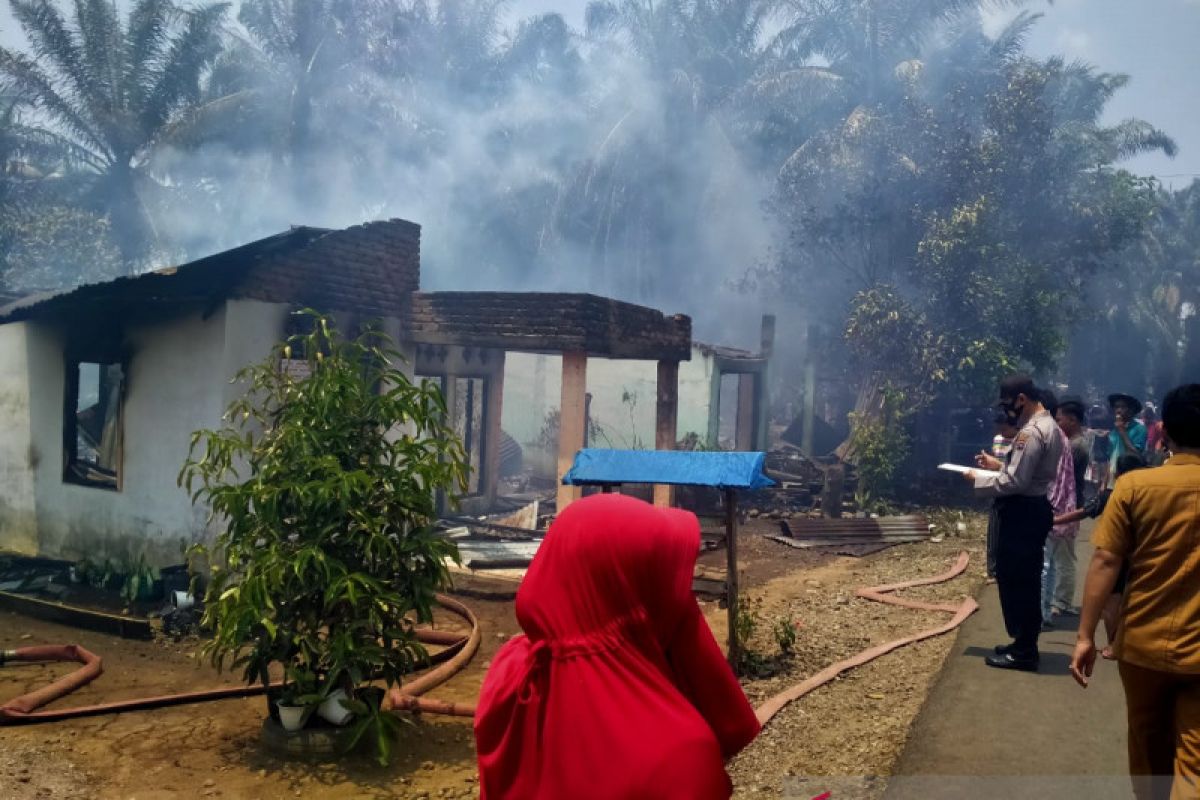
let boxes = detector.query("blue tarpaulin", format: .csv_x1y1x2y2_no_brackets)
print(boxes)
561,449,775,490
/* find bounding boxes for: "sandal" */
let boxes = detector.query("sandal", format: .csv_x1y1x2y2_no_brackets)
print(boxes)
1101,646,1115,661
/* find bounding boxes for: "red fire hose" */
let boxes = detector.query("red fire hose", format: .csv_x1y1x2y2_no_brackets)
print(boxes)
0,594,480,724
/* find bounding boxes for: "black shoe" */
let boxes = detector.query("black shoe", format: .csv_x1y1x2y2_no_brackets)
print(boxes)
994,643,1015,655
985,652,1039,672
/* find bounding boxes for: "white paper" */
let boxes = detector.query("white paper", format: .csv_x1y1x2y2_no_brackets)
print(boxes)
938,463,1001,479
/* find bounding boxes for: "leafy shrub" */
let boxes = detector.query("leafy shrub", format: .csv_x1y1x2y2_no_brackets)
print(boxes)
772,617,799,656
181,312,469,764
848,385,912,510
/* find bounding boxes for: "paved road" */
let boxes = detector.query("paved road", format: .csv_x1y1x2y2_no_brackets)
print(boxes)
882,529,1132,800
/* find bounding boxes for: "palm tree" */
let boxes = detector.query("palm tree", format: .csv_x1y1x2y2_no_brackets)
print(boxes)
0,0,230,262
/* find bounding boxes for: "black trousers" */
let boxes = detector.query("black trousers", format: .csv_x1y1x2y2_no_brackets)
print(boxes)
985,504,999,577
994,494,1053,658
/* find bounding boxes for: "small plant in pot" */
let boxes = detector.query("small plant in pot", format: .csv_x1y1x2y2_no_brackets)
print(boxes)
181,312,469,764
275,666,321,732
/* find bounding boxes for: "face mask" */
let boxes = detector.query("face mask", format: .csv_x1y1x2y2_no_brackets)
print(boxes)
1000,399,1023,424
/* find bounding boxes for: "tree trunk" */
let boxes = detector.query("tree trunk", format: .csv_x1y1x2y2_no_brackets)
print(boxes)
834,374,883,463
105,161,153,266
1183,311,1200,389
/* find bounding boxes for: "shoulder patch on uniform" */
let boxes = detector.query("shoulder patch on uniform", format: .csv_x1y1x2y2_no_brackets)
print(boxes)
1014,432,1029,450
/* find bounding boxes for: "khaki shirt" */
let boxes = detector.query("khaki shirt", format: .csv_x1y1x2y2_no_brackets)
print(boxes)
1093,453,1200,673
974,410,1063,497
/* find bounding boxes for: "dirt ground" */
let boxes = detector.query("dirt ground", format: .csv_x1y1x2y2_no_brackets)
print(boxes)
727,511,987,799
0,512,985,800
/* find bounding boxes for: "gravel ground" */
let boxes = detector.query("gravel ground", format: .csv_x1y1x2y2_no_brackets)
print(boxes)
727,510,988,799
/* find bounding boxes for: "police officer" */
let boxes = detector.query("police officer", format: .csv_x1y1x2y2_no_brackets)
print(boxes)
965,374,1063,671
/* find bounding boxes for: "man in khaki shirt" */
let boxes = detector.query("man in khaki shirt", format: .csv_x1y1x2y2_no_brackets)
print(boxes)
1071,384,1200,800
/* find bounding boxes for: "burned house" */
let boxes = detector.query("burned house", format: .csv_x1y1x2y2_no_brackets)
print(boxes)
0,219,692,567
500,316,775,473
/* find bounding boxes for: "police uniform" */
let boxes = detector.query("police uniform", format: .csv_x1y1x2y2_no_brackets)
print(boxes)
974,409,1063,662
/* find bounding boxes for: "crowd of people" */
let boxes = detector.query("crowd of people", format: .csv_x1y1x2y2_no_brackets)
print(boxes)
983,387,1169,640
968,378,1200,800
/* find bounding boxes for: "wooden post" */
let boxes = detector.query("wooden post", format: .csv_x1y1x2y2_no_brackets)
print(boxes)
437,375,459,514
801,324,816,455
735,373,756,451
482,352,505,509
725,489,741,671
706,367,722,449
557,351,587,512
822,462,845,519
463,378,476,471
759,315,776,452
654,360,679,508
584,393,593,448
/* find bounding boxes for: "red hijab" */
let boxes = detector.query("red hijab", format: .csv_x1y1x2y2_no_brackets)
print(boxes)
473,494,760,800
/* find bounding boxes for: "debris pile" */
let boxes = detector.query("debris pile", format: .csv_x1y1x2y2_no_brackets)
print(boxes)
744,449,859,519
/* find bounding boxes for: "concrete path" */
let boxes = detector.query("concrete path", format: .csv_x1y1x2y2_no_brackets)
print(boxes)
882,530,1132,800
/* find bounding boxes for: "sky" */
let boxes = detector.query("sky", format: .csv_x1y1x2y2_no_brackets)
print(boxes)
2,0,1198,187
979,0,1200,189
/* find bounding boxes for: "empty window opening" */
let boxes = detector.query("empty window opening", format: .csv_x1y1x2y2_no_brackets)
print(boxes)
64,360,124,490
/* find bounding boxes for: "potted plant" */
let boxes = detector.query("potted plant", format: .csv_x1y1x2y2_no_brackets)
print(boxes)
275,666,320,732
181,312,469,763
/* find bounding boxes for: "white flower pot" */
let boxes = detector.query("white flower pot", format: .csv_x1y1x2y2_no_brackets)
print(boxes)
277,704,308,732
317,689,354,726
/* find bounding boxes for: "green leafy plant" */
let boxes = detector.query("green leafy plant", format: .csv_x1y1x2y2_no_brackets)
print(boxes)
76,557,122,591
75,554,159,604
180,311,469,764
120,554,158,605
733,595,765,675
848,384,913,510
772,617,799,656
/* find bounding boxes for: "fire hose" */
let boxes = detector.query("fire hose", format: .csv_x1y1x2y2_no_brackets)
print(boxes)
0,593,480,724
754,551,978,726
2,556,975,727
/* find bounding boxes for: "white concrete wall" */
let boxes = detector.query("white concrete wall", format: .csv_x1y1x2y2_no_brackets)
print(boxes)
0,323,38,554
0,300,295,567
25,310,229,565
500,348,717,478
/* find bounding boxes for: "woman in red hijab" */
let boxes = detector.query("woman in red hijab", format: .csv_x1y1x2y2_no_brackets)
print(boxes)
474,494,760,799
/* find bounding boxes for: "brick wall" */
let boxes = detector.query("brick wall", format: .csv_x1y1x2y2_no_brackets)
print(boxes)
236,219,421,318
408,292,691,361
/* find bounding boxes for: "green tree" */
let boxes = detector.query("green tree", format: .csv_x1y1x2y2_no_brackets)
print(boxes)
1,94,122,293
761,7,1173,496
182,313,468,764
0,203,123,292
1079,181,1200,397
0,0,230,262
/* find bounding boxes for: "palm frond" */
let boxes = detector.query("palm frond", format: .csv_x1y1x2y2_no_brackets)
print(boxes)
1104,119,1178,161
7,119,108,171
153,88,266,151
142,2,230,136
988,10,1041,63
746,65,847,107
74,0,125,120
0,46,109,163
126,0,173,102
585,0,621,37
8,0,91,108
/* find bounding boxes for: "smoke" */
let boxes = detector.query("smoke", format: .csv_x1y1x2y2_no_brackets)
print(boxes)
141,4,778,350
